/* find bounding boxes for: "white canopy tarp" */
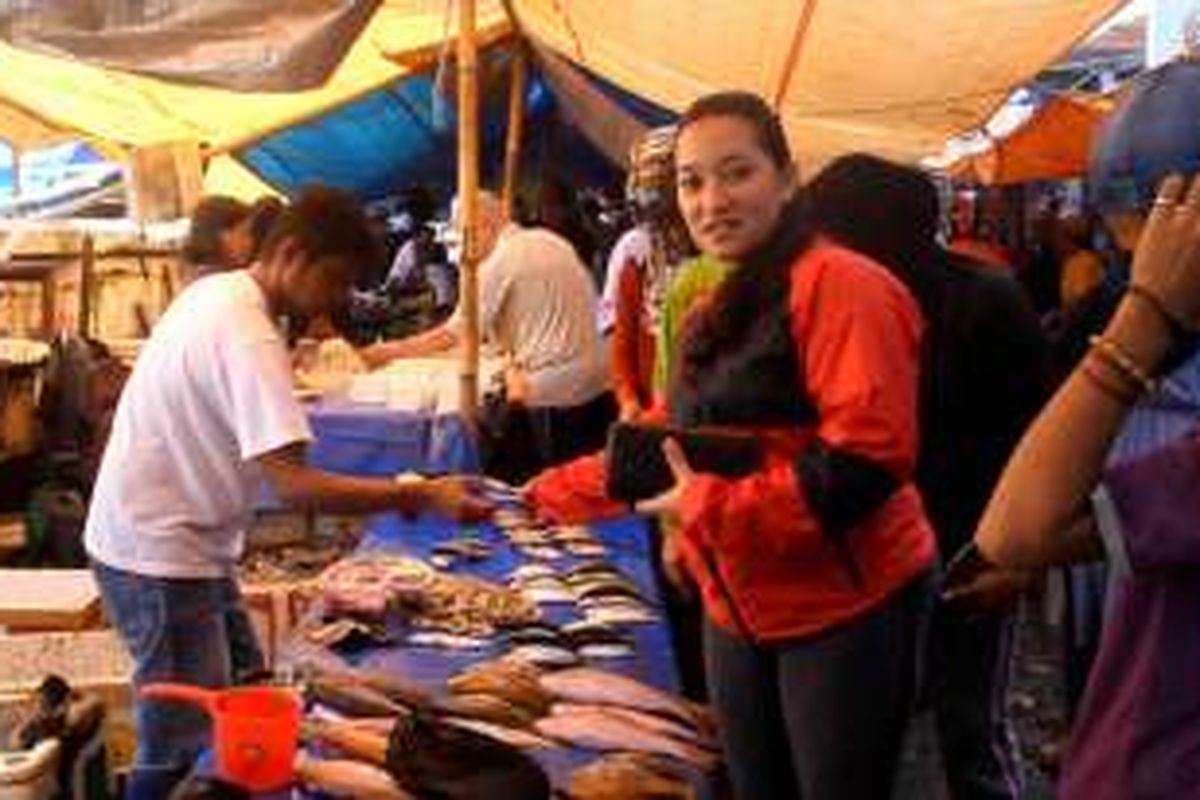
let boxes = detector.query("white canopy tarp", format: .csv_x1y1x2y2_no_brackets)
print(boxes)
508,0,1125,167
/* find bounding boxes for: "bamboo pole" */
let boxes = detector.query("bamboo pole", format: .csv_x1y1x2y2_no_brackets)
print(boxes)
501,48,528,222
78,234,95,338
457,0,481,423
10,146,20,199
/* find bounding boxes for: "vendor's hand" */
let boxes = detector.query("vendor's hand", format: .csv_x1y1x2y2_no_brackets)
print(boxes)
660,526,694,598
618,400,643,422
422,476,495,522
1130,174,1200,328
943,562,1034,615
504,366,531,405
635,438,694,527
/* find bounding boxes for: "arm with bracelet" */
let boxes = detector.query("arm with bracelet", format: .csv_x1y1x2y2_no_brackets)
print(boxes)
970,173,1200,570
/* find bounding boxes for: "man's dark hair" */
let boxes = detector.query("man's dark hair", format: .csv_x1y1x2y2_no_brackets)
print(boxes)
260,185,380,280
182,195,250,268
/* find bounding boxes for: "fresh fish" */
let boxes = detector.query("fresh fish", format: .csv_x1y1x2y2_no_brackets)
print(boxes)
444,717,556,749
534,709,718,771
538,668,703,730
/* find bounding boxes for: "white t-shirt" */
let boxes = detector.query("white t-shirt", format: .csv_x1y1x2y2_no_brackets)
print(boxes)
597,226,652,334
453,225,609,408
85,271,312,579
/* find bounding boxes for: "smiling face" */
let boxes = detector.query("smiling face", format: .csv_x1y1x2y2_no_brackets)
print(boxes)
675,114,796,261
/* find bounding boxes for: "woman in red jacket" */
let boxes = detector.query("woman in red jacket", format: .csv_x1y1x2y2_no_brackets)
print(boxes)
640,91,938,799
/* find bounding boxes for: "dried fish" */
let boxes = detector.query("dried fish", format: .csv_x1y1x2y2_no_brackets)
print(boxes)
577,642,635,660
510,564,557,582
567,753,695,800
307,678,406,719
550,704,715,750
443,718,556,749
534,709,718,771
585,606,658,626
407,630,491,649
438,692,538,728
538,669,704,731
447,656,551,716
294,753,414,800
521,546,567,561
566,543,607,558
509,644,581,669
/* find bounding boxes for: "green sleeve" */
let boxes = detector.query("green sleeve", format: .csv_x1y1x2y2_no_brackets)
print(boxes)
652,255,733,394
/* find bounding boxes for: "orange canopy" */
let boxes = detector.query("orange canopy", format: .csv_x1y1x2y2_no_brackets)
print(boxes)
949,93,1114,184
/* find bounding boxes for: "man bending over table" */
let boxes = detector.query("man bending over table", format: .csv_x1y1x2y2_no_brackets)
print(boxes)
84,186,493,799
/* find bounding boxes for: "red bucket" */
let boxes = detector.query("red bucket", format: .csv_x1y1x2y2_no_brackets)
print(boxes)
140,683,301,792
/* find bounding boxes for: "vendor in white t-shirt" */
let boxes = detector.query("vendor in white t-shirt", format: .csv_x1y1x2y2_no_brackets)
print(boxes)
360,191,615,482
84,186,493,798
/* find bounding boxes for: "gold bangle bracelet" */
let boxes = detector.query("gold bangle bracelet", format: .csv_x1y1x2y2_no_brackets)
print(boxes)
1080,358,1140,405
1087,335,1158,395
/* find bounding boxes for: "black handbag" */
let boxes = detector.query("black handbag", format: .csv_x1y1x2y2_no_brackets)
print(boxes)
605,421,764,503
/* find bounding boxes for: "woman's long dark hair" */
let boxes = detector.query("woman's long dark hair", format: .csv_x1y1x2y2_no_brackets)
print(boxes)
676,92,814,383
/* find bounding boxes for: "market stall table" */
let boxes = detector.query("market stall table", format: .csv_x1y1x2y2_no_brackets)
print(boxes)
304,398,479,476
0,569,102,632
268,509,717,799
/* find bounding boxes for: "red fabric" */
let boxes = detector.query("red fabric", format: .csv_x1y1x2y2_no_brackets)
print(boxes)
527,402,670,524
675,242,938,641
612,256,657,412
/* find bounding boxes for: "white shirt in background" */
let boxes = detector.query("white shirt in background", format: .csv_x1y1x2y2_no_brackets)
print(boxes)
597,225,652,334
85,271,312,579
453,225,609,408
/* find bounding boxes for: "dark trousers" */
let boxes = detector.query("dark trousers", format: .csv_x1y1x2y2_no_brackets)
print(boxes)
930,602,1024,800
481,391,616,485
704,571,934,800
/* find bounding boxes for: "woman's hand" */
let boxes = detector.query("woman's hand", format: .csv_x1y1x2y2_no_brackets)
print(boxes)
634,438,695,527
1130,174,1200,329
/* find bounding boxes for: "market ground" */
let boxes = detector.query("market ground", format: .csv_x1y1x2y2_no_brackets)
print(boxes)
895,592,1069,799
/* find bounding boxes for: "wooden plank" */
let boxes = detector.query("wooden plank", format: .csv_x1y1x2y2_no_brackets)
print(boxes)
0,569,102,632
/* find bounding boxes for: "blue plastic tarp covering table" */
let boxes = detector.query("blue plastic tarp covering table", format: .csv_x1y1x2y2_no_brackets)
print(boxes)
279,510,715,798
305,399,480,476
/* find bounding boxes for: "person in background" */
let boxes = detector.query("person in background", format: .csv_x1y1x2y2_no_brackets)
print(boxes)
807,153,1051,800
180,196,254,284
361,191,613,484
245,196,285,262
604,126,695,419
1037,57,1200,723
85,186,492,799
639,91,937,800
1057,213,1106,308
950,171,1200,800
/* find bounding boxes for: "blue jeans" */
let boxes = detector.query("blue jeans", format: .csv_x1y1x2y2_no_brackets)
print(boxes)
92,561,264,799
